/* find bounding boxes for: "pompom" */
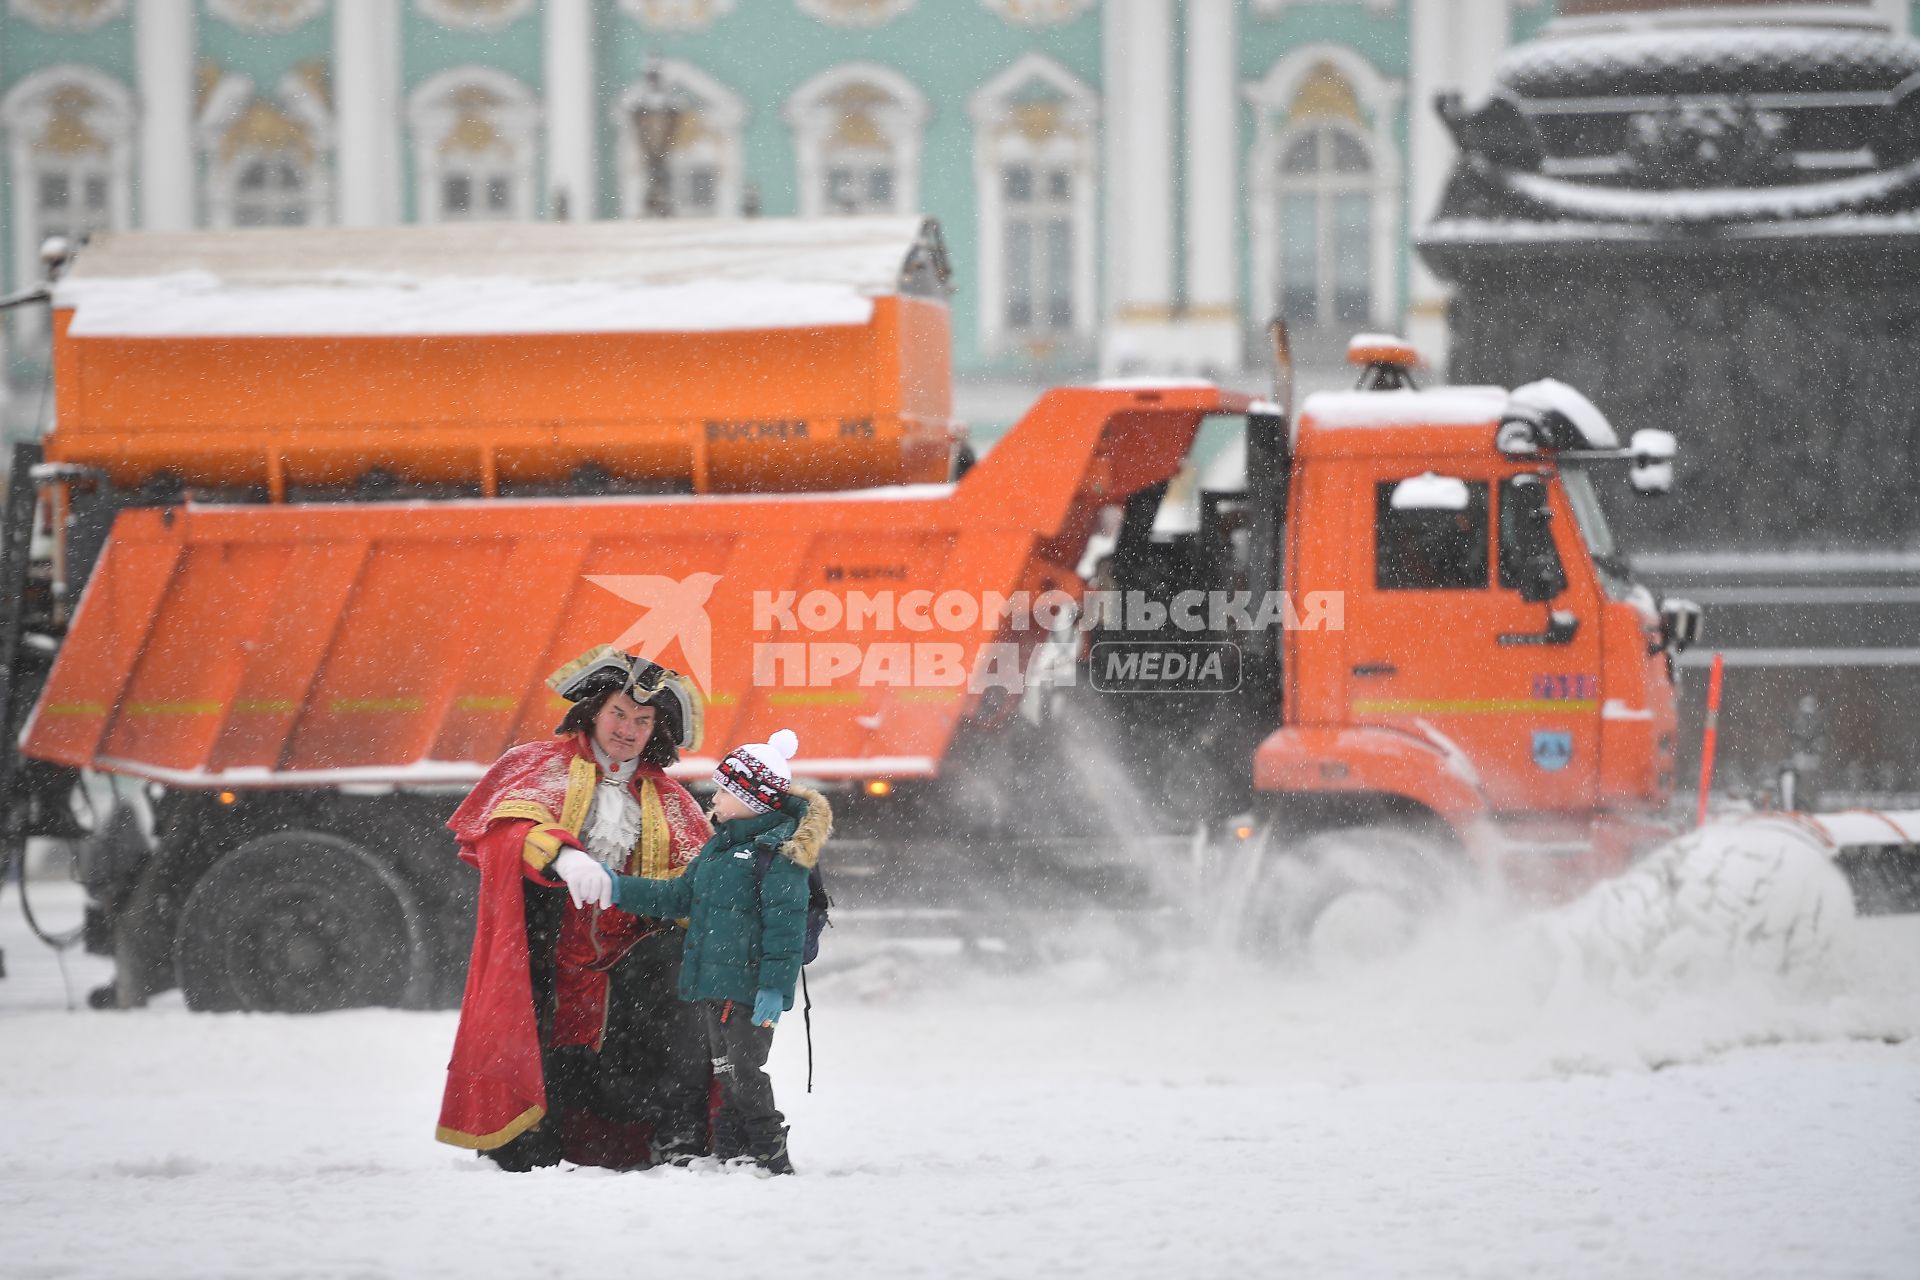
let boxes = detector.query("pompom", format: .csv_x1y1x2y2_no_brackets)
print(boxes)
767,728,799,760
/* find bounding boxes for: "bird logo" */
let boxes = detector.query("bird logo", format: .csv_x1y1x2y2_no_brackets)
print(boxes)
584,573,723,695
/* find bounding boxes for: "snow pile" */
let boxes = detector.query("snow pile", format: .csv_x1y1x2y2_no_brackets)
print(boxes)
1531,815,1854,996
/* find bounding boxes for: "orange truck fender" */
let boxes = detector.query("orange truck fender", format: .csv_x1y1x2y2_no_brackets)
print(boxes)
1252,722,1495,854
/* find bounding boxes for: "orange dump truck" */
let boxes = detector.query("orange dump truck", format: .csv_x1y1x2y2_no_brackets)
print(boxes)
2,219,1748,1012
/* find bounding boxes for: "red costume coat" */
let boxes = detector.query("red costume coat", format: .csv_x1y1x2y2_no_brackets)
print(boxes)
435,734,711,1152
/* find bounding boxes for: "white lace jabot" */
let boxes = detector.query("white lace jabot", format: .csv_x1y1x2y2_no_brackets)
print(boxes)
582,745,644,867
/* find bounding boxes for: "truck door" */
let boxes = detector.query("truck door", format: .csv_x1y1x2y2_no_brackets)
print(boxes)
1342,464,1601,812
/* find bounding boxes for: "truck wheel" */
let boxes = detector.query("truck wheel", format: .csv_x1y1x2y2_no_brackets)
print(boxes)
1240,825,1460,972
174,831,435,1013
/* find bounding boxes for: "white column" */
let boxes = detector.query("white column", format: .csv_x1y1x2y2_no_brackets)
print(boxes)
335,0,403,226
135,0,195,230
1407,0,1509,376
1182,0,1239,372
1101,0,1176,374
544,0,597,220
1100,0,1133,355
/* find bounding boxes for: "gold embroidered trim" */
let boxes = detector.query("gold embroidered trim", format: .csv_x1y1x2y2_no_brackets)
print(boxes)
560,755,597,834
435,1104,545,1151
630,778,684,880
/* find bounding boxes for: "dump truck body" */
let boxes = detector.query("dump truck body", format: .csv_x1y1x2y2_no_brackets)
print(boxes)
21,385,1223,793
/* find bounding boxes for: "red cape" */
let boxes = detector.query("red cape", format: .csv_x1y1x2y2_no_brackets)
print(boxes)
435,735,710,1155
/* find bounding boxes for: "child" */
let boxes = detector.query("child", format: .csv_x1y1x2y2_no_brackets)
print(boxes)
606,728,830,1175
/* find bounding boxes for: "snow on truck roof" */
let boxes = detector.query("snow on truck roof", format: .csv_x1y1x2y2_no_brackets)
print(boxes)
52,217,952,339
1297,381,1619,451
1299,388,1507,431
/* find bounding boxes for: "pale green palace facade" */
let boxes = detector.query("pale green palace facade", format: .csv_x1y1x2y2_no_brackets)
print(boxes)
4,0,1917,438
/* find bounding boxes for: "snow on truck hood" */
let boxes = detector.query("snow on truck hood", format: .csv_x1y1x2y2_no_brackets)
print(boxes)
52,218,948,338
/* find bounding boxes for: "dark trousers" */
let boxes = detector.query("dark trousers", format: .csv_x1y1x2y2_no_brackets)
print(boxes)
588,930,712,1142
486,894,710,1171
703,998,783,1159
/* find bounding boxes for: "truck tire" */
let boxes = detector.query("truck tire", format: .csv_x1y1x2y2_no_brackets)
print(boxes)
1240,825,1461,972
174,831,435,1013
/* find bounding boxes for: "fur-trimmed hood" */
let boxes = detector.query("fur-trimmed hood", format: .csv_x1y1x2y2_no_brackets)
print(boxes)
777,786,833,870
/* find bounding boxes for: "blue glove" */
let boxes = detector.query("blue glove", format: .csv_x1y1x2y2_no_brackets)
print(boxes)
752,988,784,1028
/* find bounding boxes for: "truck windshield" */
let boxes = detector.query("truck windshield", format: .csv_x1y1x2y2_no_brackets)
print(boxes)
1560,468,1634,600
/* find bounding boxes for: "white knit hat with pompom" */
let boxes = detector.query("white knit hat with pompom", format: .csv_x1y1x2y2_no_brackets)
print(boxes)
713,728,800,814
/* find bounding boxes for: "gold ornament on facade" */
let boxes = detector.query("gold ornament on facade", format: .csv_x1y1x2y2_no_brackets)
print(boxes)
9,0,124,34
667,110,714,153
196,59,224,115
441,87,512,158
798,0,913,27
624,0,734,31
292,59,332,111
1010,100,1066,143
983,0,1092,26
221,100,313,165
827,84,891,151
1288,61,1364,126
37,86,109,156
207,0,325,32
422,0,528,29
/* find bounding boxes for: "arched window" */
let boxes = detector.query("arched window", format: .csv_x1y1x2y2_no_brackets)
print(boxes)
1246,48,1402,341
968,54,1099,359
1,66,134,342
1276,119,1374,327
198,63,333,229
612,61,746,218
787,64,927,217
408,69,540,223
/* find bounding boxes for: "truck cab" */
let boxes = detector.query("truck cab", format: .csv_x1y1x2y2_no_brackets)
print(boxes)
1249,343,1691,893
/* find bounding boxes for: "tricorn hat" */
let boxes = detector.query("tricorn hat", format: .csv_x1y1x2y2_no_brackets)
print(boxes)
546,645,704,751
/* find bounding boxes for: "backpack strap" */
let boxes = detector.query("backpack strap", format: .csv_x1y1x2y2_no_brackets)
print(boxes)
801,968,814,1094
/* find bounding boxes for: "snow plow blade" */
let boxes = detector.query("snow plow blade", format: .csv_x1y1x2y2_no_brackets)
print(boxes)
19,386,1244,791
1805,811,1920,915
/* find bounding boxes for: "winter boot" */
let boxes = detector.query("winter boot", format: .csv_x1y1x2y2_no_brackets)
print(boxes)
711,1109,748,1163
482,1119,564,1173
649,1126,707,1168
745,1125,794,1177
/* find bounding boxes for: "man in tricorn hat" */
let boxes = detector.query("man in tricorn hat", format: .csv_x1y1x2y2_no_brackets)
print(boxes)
436,646,714,1171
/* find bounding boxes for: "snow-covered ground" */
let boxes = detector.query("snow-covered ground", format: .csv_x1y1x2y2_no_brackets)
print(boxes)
2,870,1917,1280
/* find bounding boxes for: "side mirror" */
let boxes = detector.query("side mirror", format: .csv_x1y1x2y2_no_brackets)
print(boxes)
1659,597,1702,653
1495,415,1541,458
1629,429,1676,495
1505,475,1566,604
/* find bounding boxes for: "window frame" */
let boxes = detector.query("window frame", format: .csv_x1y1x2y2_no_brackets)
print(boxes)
611,60,747,220
407,67,541,225
2,65,135,347
786,64,927,219
1244,45,1404,343
968,52,1100,360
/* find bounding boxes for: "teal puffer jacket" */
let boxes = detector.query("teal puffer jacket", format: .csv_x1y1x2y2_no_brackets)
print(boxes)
608,787,830,1009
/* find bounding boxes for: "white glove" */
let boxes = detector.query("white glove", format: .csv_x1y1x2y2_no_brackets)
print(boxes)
552,848,613,910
